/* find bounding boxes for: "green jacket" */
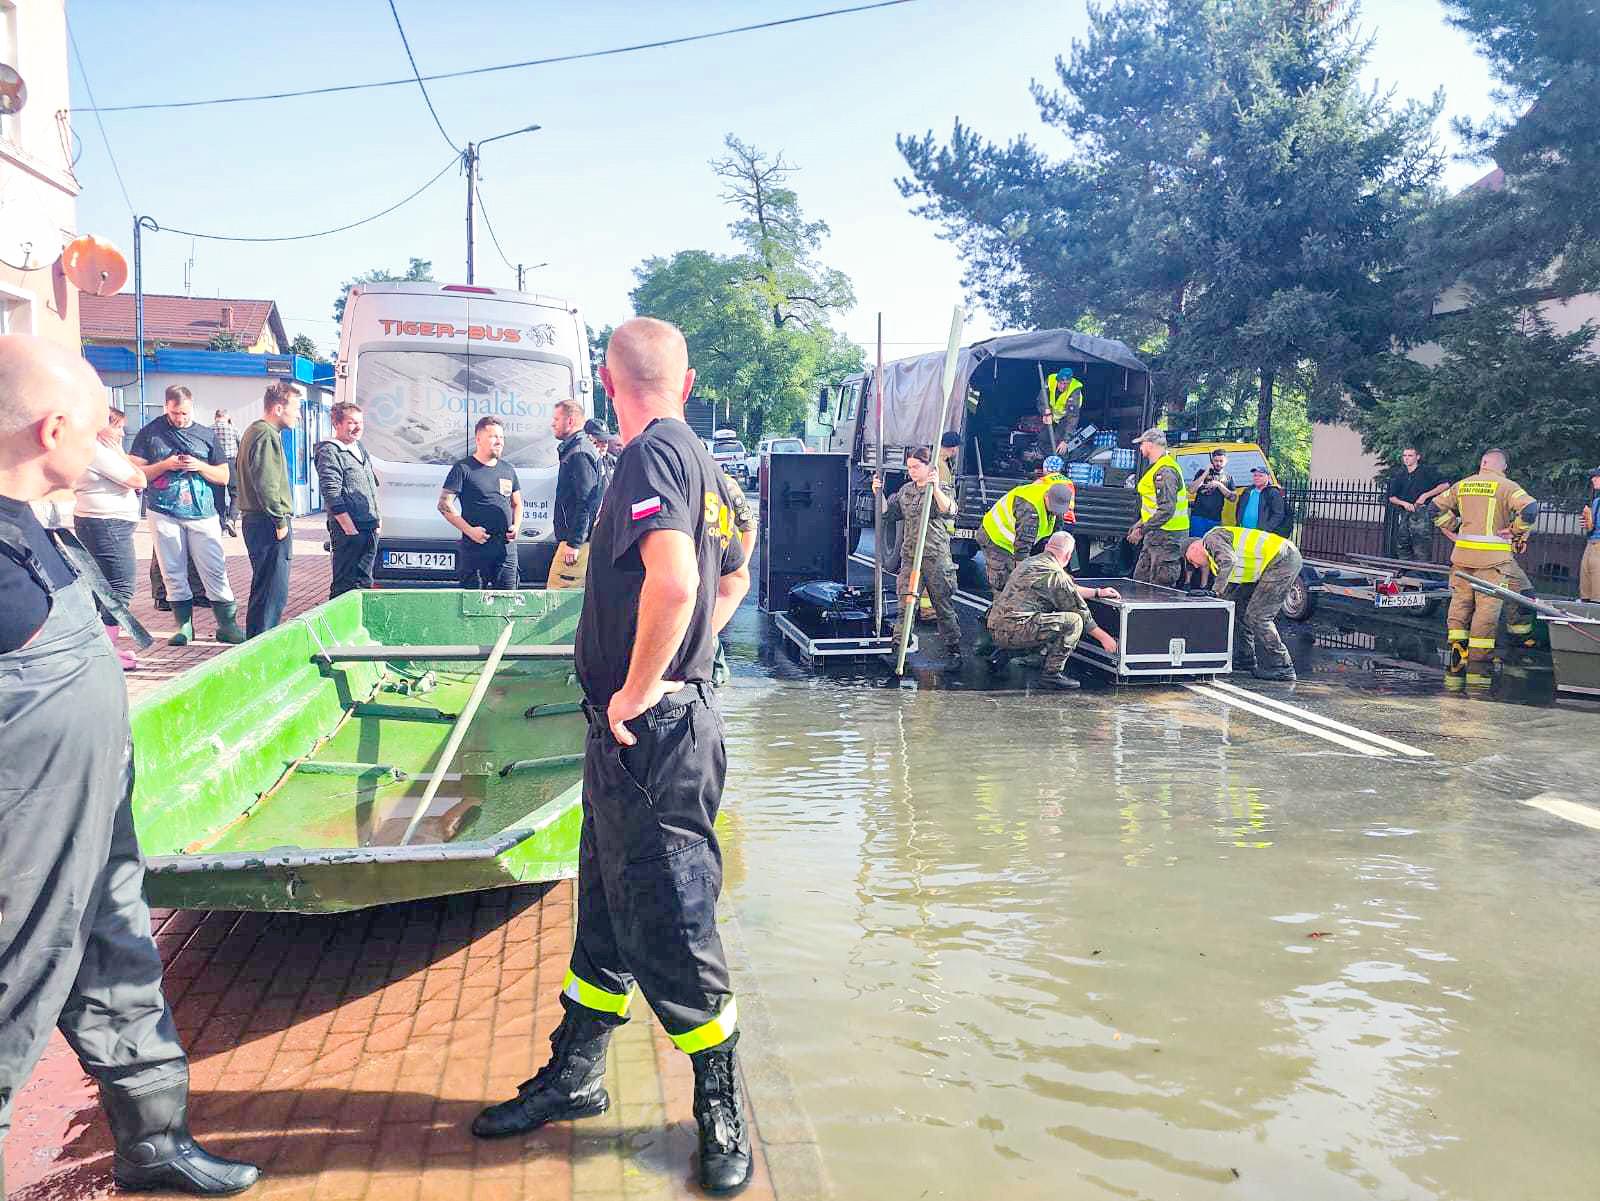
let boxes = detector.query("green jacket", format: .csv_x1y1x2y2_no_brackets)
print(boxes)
237,419,292,525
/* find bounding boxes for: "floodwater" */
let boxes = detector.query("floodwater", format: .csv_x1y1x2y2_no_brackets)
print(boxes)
714,601,1600,1200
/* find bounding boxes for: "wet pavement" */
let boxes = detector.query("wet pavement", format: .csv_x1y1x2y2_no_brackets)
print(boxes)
10,528,1599,1200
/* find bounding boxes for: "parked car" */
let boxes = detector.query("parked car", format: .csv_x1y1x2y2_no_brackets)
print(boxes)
747,436,806,477
711,428,750,482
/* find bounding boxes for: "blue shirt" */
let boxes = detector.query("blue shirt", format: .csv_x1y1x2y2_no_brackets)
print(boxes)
1240,488,1262,529
1589,494,1600,542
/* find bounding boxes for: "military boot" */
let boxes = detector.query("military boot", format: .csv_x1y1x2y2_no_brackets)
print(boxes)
691,1035,752,1195
472,1006,613,1138
1251,663,1297,682
1040,670,1080,690
212,603,246,645
99,1079,259,1195
169,602,195,646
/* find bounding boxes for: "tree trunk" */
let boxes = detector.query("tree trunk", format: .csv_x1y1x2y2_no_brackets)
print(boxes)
1256,369,1275,453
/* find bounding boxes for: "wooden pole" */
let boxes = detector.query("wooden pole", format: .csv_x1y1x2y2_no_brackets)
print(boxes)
893,304,965,675
399,618,516,846
873,312,886,636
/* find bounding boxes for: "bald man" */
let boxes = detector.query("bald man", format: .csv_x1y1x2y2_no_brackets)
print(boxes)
0,335,260,1197
474,318,753,1194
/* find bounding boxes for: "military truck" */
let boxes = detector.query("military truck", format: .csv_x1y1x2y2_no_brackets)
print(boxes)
818,329,1155,572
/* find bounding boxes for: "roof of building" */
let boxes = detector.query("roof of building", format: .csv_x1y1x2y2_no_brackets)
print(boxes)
1465,166,1506,193
80,293,289,350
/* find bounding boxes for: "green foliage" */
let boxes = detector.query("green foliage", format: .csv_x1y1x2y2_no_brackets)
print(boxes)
288,333,321,361
897,0,1442,451
1412,0,1600,301
1357,306,1600,487
207,330,245,352
623,137,863,442
333,257,434,323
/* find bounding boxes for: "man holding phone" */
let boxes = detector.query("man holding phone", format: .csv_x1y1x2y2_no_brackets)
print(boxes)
128,385,244,644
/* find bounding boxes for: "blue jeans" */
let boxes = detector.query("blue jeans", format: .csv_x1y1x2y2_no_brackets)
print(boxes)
73,516,138,624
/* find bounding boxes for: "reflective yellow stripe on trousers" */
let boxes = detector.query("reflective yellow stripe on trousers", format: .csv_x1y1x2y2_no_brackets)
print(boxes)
563,969,633,1017
669,997,739,1054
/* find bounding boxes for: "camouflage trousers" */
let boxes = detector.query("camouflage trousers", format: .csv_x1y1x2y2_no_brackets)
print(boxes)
1234,546,1300,671
1392,506,1436,562
988,611,1086,674
898,554,961,651
978,528,1021,600
1132,531,1185,589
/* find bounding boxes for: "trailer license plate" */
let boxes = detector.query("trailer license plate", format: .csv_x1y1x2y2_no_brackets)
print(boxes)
1375,592,1428,608
383,550,456,572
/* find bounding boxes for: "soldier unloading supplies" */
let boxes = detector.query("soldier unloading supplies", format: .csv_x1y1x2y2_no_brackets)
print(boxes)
872,445,962,663
1183,524,1303,682
1431,448,1539,687
1128,428,1190,587
976,463,1077,600
987,531,1120,689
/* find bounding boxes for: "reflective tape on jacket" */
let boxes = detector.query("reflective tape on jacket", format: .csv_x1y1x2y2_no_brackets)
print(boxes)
981,474,1074,554
1445,473,1533,557
1137,454,1190,532
1045,373,1082,421
669,997,738,1054
563,969,633,1017
1208,526,1292,584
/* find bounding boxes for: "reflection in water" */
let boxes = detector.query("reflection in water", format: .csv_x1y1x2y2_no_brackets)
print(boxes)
715,620,1600,1200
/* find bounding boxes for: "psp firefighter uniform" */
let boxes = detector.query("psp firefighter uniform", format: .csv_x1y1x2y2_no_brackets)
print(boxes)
1195,525,1302,681
977,473,1076,598
1132,445,1190,587
1432,465,1538,682
474,416,750,1192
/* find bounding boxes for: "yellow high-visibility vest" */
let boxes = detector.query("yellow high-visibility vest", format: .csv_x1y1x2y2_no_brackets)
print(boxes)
1206,526,1291,584
1045,373,1083,422
1137,453,1190,533
981,474,1075,554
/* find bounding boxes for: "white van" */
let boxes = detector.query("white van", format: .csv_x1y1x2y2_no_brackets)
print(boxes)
331,282,592,582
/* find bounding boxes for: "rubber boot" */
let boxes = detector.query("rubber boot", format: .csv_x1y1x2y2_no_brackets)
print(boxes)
472,1006,613,1138
1446,640,1468,678
169,601,195,646
99,1079,259,1196
212,602,245,645
691,1035,752,1195
1040,670,1080,690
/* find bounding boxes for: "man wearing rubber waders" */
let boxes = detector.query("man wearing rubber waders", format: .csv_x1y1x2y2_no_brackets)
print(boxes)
1128,427,1190,587
873,445,962,663
472,318,754,1195
0,335,259,1198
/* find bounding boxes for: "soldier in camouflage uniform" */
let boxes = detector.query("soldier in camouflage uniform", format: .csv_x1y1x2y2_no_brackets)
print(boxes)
873,446,961,660
1128,428,1190,587
987,532,1120,690
712,469,757,687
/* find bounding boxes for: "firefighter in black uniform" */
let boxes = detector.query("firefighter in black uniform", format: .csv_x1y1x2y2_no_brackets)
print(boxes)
472,318,753,1194
0,335,259,1198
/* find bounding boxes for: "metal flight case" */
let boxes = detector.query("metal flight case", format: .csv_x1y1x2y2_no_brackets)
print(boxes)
1071,577,1234,679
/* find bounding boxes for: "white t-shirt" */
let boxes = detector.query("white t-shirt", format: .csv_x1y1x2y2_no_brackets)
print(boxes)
74,440,144,521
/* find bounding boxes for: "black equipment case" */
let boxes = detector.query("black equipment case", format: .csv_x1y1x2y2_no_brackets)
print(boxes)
1071,577,1234,678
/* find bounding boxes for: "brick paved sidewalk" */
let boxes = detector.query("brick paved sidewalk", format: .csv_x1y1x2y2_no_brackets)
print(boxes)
121,515,336,703
4,883,783,1201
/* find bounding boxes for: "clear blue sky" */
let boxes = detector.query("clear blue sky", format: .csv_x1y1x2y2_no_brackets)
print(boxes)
66,0,1498,359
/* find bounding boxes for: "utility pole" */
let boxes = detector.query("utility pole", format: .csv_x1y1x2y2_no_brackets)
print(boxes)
132,214,159,431
516,263,524,291
464,142,478,286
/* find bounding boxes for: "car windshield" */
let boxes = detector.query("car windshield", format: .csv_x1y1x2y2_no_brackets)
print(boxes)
1173,448,1272,483
713,439,745,455
770,439,804,453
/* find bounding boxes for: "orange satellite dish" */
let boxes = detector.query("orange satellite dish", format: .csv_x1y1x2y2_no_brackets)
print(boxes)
62,235,129,296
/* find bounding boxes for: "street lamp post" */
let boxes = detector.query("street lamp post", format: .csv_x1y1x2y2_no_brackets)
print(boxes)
463,124,540,285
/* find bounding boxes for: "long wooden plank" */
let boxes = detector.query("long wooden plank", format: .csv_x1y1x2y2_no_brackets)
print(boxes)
322,643,575,662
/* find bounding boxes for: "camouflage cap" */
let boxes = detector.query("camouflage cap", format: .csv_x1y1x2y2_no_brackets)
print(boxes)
1136,427,1168,447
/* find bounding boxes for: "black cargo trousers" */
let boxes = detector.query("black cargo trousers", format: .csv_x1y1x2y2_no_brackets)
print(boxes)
564,683,737,1053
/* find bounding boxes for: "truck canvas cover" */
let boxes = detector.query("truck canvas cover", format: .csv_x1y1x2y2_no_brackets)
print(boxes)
866,329,1149,455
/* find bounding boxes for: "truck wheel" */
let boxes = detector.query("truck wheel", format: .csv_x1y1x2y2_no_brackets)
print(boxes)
1281,571,1316,622
850,525,866,555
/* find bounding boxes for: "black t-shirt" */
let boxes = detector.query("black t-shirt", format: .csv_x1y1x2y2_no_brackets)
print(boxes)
576,418,745,708
0,496,76,653
1388,463,1443,505
1190,467,1234,520
443,454,521,536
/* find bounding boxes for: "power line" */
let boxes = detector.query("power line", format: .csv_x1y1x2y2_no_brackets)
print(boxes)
386,0,461,154
473,181,519,277
65,18,135,215
75,1,915,114
153,154,457,243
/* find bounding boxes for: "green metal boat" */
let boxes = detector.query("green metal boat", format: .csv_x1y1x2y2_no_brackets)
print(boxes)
133,589,586,913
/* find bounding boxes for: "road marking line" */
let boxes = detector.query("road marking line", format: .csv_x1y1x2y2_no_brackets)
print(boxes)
1522,793,1600,830
1183,683,1394,758
1205,679,1433,758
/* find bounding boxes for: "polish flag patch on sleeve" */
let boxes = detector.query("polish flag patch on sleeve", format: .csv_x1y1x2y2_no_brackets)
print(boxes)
630,496,663,521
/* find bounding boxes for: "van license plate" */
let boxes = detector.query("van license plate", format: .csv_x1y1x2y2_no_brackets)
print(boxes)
1375,592,1428,608
383,551,456,572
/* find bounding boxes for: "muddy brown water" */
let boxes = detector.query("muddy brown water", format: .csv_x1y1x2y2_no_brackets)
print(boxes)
715,610,1600,1200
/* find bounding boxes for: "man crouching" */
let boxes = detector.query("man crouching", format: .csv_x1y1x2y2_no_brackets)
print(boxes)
986,531,1119,689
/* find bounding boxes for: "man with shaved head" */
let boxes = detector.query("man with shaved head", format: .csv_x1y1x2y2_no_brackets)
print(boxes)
0,335,259,1196
475,317,753,1193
